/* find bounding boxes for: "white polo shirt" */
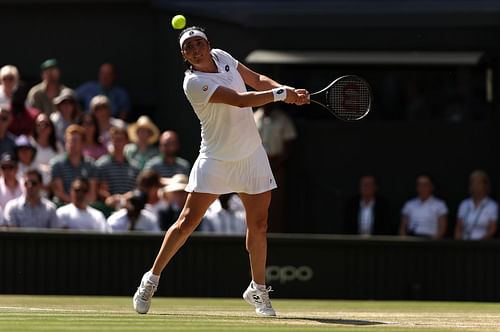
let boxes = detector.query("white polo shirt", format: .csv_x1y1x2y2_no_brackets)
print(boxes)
107,208,160,232
201,195,247,234
457,197,498,240
401,196,448,237
183,48,262,161
56,203,110,233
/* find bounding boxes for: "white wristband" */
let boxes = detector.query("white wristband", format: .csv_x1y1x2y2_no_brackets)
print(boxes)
272,87,287,102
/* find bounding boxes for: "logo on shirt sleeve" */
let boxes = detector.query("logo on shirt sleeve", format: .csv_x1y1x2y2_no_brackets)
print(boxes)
225,65,230,72
202,85,208,92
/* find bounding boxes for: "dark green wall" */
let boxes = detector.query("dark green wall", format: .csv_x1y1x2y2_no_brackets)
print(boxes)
1,230,500,301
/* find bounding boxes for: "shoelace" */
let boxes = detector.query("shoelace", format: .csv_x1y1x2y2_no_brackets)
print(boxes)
138,280,157,301
259,286,273,308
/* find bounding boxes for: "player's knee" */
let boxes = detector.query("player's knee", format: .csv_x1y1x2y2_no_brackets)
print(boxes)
247,214,268,234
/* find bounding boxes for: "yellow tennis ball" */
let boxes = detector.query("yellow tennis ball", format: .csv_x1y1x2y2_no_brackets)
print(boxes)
171,15,186,30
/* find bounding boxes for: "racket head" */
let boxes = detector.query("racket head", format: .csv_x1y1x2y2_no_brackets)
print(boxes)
312,75,372,121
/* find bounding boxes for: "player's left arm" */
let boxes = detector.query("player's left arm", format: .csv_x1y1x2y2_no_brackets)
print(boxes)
237,63,309,104
237,63,281,90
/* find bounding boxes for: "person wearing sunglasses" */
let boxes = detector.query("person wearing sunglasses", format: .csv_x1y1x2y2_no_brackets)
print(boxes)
56,177,109,232
3,168,58,228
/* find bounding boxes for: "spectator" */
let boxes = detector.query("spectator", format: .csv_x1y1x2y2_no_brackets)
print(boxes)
158,174,188,231
32,113,63,186
144,131,190,178
107,190,159,232
76,63,131,120
50,125,98,205
136,170,166,218
97,126,139,208
254,104,297,232
89,95,126,149
14,135,37,179
50,88,81,146
201,193,247,235
125,115,160,170
56,177,109,232
0,65,20,109
77,112,107,160
455,170,498,240
8,83,40,137
254,104,297,170
27,59,68,114
0,153,24,209
0,108,16,156
3,168,58,228
399,173,448,239
343,175,393,236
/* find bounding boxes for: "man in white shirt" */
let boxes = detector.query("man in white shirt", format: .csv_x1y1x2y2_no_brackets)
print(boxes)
3,169,58,228
343,175,392,236
201,193,246,235
400,174,448,239
107,190,160,232
56,177,109,232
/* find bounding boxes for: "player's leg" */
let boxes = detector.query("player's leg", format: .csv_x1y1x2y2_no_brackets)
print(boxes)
240,191,271,283
239,190,276,317
151,191,218,274
133,191,218,314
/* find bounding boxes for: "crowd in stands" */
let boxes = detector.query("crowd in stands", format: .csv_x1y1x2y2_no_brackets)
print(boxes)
342,171,498,240
0,60,496,240
0,60,241,234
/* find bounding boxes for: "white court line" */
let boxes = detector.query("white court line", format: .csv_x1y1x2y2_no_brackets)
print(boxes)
0,306,129,314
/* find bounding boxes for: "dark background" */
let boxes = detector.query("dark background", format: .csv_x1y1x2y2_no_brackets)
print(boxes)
2,0,500,234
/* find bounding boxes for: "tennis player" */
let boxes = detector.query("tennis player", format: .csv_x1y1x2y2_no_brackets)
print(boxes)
133,26,309,317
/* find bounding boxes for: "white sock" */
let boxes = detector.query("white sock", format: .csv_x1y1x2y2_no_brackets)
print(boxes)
252,281,266,291
146,271,160,283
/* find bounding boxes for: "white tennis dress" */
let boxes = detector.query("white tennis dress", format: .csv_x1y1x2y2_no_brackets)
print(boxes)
183,49,277,194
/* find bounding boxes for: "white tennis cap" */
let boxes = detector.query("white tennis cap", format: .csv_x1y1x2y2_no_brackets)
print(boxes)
179,29,208,49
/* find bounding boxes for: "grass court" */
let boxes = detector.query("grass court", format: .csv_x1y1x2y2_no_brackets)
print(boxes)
1,295,499,331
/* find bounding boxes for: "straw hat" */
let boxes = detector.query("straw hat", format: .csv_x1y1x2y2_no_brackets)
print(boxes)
127,115,160,145
162,173,189,193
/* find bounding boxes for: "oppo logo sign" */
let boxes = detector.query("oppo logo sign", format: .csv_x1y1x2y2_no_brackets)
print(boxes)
266,265,314,284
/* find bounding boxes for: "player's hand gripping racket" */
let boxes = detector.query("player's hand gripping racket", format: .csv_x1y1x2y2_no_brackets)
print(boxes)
309,75,372,121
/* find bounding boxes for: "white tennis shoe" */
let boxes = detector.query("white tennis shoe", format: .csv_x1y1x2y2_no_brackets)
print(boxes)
243,282,276,317
133,271,158,314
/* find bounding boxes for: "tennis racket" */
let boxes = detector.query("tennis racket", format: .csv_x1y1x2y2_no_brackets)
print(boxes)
309,75,372,121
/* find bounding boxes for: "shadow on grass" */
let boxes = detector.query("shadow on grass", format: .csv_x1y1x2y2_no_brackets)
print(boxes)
280,317,385,326
154,312,385,326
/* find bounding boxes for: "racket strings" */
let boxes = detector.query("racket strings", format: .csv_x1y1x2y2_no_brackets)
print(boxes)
328,78,371,121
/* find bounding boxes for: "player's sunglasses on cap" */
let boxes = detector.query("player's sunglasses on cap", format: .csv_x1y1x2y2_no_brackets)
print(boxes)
179,29,207,49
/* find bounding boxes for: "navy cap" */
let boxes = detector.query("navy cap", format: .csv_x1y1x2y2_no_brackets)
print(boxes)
40,58,58,71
